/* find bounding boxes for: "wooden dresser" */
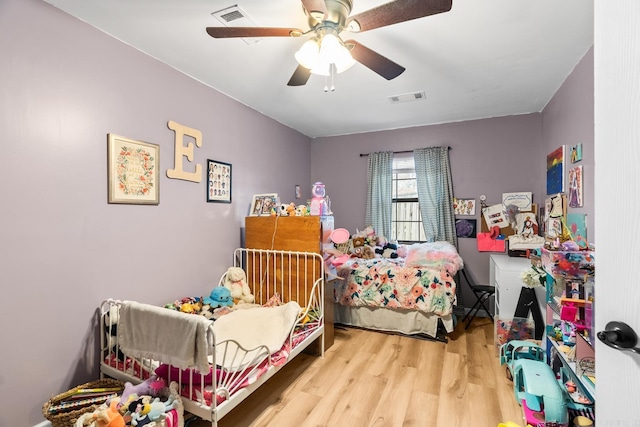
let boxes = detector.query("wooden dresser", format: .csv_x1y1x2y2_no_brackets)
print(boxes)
245,215,334,351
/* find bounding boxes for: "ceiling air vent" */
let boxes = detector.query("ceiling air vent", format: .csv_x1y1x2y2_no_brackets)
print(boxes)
388,91,427,104
211,5,261,45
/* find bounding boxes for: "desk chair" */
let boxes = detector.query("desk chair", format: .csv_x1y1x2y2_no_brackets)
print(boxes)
460,267,495,329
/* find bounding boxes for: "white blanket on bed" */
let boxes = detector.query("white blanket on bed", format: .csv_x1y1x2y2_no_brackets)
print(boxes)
119,301,212,373
212,301,301,368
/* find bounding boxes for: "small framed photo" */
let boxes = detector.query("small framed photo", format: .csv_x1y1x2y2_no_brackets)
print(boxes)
250,193,278,216
206,159,232,203
107,134,159,205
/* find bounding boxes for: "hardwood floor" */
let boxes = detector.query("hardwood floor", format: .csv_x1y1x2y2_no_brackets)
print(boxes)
188,317,525,427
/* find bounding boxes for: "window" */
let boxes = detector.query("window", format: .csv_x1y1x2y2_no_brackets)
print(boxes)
391,156,426,243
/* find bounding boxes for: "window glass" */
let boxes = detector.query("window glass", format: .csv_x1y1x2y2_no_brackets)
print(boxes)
391,156,425,242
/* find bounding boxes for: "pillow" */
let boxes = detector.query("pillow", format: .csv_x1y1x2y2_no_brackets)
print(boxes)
403,241,464,273
155,363,213,385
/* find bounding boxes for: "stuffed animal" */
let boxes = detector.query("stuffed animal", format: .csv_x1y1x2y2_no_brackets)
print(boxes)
361,246,375,259
120,375,162,408
128,395,178,426
179,298,202,314
375,243,398,259
223,267,255,304
85,397,125,427
295,205,308,216
104,306,126,362
203,287,234,308
278,204,289,216
352,236,366,249
351,245,375,259
286,202,296,216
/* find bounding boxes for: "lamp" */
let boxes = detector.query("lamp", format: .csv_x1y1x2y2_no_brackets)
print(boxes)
294,30,355,76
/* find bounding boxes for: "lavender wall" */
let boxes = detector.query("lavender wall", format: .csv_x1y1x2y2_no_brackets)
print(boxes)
311,114,544,300
541,47,595,242
0,1,311,425
1,0,593,424
311,48,594,309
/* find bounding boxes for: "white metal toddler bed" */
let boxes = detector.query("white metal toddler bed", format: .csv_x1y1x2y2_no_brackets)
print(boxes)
100,248,324,426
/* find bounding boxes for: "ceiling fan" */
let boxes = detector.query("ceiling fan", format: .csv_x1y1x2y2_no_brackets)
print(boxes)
206,0,452,87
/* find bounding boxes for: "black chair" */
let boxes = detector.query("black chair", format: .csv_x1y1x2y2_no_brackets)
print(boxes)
459,267,495,329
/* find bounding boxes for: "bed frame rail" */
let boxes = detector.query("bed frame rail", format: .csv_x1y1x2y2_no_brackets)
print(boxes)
99,248,325,426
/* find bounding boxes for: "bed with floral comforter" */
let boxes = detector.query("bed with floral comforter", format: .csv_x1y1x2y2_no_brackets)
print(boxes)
334,241,464,320
335,258,458,315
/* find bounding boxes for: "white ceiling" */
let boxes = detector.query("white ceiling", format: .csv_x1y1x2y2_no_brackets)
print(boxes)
42,0,594,138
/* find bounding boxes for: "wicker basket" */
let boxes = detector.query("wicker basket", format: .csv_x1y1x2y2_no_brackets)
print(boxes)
42,378,124,427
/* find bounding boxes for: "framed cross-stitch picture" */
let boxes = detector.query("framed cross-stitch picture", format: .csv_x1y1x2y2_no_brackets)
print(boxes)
107,134,159,205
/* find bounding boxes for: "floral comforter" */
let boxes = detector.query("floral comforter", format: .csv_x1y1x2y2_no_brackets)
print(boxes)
334,258,458,316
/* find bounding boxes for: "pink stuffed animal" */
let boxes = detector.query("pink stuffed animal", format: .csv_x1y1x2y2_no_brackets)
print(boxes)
119,375,164,407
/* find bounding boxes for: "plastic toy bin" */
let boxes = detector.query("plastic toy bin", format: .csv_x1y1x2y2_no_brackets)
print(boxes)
495,316,535,348
541,249,595,279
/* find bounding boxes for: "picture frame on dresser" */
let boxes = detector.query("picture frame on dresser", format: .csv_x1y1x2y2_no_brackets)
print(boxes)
249,193,278,216
107,134,160,205
206,159,232,203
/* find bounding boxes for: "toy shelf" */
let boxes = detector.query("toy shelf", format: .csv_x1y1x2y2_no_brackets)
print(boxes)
546,336,595,401
542,246,595,423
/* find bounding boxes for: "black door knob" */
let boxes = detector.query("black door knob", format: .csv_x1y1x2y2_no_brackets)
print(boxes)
597,321,640,353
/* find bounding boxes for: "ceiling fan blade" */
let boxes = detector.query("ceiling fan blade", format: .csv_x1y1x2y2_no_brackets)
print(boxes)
287,65,312,86
301,0,328,20
346,0,452,33
206,27,303,38
345,40,405,80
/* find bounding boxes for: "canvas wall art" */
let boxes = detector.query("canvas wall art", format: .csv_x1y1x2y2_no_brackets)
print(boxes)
546,146,565,195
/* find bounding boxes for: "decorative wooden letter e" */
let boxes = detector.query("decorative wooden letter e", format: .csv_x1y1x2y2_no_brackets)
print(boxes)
166,120,202,183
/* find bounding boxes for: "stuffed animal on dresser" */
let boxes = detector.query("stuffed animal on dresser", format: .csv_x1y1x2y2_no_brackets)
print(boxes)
223,267,255,305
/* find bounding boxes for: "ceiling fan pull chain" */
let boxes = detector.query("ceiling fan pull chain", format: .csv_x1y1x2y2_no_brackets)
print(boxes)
330,65,336,92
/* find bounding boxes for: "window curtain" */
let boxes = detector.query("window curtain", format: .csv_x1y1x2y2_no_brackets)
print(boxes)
414,147,457,247
365,151,393,239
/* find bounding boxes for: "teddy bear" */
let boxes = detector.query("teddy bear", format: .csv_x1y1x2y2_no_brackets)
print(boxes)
223,267,255,305
352,236,366,250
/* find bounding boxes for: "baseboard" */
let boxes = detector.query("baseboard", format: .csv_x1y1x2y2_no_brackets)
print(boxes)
34,421,51,427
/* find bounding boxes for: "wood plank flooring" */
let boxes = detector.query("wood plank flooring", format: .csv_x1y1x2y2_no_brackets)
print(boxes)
188,317,525,427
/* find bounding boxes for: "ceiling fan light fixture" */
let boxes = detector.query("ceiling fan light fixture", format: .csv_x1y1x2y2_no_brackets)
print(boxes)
333,44,356,73
294,38,320,69
310,60,331,76
318,33,355,73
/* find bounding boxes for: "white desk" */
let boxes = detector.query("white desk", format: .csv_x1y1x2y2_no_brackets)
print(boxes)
490,254,546,347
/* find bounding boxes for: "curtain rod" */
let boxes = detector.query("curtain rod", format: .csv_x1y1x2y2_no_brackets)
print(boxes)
359,147,451,157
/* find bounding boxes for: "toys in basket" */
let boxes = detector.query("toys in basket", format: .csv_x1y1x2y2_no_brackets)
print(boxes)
42,378,124,427
73,381,184,427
